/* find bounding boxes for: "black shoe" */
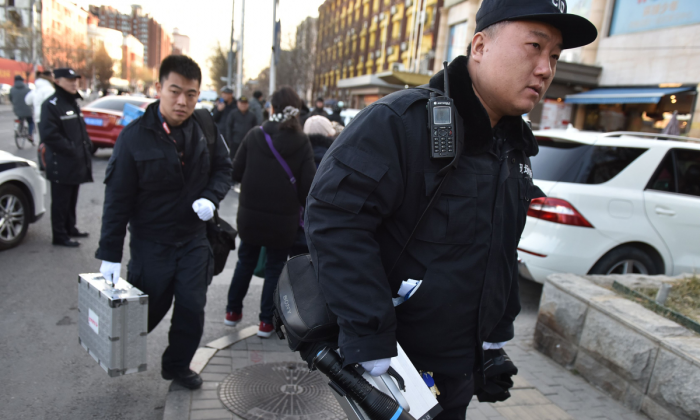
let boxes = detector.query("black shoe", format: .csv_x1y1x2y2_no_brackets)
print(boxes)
161,368,203,390
68,230,89,238
52,239,80,247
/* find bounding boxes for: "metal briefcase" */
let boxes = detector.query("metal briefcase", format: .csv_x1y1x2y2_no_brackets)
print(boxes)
78,273,148,377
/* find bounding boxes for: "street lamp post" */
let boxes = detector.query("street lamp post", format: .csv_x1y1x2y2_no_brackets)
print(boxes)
236,0,245,97
227,0,235,89
269,0,278,95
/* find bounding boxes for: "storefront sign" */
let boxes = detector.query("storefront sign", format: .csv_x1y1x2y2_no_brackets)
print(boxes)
610,0,700,36
540,99,573,130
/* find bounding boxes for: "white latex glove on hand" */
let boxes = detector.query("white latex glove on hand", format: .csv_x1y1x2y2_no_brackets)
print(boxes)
360,358,391,377
192,198,215,221
100,261,121,286
483,341,507,350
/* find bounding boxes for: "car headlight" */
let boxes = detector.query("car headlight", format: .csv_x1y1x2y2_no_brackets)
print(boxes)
27,160,38,169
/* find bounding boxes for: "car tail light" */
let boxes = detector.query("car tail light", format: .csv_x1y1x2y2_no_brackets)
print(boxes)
527,197,594,228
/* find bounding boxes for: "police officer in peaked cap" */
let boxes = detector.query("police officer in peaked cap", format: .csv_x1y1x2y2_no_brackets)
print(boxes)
304,0,597,418
39,67,93,247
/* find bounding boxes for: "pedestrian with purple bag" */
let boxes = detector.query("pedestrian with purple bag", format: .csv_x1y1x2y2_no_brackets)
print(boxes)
225,87,316,337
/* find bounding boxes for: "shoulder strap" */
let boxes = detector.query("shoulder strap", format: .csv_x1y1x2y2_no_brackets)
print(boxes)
415,84,444,96
260,126,297,191
192,108,218,171
387,166,455,277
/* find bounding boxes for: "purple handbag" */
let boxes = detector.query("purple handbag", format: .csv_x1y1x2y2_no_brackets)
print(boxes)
260,127,305,227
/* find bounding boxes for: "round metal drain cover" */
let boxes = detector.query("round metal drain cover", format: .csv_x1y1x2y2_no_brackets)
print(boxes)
219,362,346,420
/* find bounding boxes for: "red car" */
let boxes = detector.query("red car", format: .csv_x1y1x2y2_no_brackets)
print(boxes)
82,96,155,153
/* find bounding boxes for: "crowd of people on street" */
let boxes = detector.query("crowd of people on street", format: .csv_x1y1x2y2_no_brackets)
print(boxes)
14,1,601,417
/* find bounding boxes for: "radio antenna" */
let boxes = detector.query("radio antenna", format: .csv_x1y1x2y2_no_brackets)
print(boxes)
443,61,450,97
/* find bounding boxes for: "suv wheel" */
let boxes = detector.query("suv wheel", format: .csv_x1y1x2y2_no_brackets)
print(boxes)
589,246,658,275
0,184,29,250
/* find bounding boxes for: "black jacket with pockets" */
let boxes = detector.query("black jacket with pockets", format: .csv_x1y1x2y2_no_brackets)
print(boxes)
232,121,316,249
38,85,93,185
305,56,545,376
96,102,233,263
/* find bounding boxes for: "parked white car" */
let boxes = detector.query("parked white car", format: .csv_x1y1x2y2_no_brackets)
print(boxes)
518,130,700,283
0,151,46,250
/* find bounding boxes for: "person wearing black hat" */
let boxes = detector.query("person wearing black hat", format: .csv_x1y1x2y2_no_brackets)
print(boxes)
38,68,93,247
212,86,236,135
225,95,258,156
303,1,597,418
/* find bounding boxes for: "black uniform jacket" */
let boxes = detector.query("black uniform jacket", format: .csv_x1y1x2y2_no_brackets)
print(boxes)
305,55,545,376
39,85,93,185
96,102,233,263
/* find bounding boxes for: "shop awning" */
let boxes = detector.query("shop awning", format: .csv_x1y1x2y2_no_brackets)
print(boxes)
565,87,694,104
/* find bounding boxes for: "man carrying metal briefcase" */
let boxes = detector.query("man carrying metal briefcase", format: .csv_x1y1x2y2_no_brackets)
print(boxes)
96,55,232,389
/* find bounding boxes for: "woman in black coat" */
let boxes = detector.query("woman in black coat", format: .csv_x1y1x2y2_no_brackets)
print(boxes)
225,87,316,337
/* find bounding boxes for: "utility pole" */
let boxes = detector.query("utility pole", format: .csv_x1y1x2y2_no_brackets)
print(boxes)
236,0,245,97
269,0,278,95
227,0,235,89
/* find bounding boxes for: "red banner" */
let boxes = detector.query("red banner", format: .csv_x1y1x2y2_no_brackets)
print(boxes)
0,57,44,85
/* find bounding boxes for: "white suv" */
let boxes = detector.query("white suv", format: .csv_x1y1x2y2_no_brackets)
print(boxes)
518,130,700,283
0,150,46,250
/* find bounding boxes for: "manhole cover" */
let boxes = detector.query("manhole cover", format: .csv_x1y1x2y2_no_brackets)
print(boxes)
219,362,347,420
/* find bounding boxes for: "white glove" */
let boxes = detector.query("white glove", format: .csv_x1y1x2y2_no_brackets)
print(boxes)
360,358,391,377
100,261,121,286
483,341,507,350
192,198,215,221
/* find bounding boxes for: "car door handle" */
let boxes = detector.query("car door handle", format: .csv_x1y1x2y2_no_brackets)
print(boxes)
655,207,676,216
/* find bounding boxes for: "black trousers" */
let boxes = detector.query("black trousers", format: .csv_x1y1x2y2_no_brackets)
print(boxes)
127,235,213,372
433,373,475,420
50,182,79,242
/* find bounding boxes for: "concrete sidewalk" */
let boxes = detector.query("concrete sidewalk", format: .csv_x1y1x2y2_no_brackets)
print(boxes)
162,318,649,420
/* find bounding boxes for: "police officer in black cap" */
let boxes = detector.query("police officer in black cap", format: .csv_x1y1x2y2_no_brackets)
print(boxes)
305,0,597,418
39,68,93,247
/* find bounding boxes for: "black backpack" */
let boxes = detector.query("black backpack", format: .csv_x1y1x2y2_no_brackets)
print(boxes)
192,109,238,276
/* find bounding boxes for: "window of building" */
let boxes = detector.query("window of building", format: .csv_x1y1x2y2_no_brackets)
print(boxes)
446,21,468,63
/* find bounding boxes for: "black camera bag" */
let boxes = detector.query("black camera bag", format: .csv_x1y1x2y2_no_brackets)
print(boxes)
273,254,338,350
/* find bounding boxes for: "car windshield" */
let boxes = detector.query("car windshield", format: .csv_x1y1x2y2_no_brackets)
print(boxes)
85,97,150,112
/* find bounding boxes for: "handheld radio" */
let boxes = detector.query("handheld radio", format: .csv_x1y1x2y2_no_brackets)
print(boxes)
427,61,456,159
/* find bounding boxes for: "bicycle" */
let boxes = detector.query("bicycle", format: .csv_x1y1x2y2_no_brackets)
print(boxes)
14,117,33,149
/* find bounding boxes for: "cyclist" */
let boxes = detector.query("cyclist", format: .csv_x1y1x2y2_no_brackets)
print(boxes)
10,74,34,144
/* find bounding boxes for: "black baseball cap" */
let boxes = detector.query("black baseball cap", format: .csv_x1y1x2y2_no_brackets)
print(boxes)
238,96,248,102
53,68,81,79
475,0,597,49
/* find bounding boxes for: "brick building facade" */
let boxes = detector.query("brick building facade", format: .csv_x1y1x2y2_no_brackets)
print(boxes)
313,0,443,103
